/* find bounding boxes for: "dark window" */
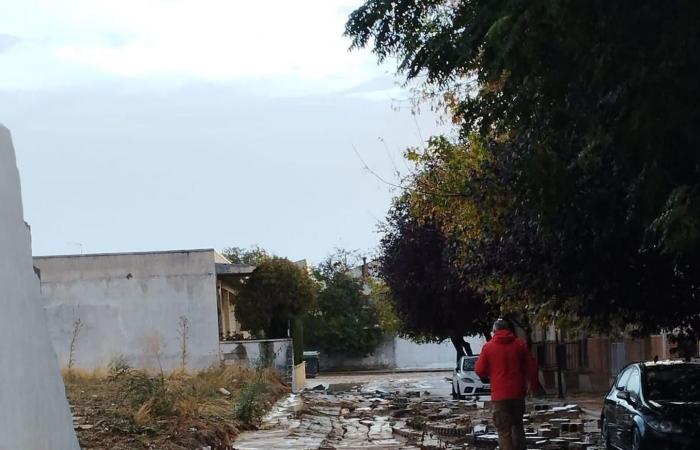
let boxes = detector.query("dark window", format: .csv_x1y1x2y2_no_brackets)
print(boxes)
462,357,477,372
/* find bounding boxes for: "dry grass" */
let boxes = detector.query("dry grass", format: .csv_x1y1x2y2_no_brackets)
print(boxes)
64,364,289,450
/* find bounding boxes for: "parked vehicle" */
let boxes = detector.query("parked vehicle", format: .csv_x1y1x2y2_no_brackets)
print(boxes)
602,360,700,450
451,355,491,399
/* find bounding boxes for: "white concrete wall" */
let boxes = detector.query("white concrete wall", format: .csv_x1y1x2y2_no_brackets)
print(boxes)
34,249,221,371
320,336,396,371
220,339,292,373
318,335,486,371
394,336,485,370
0,124,79,449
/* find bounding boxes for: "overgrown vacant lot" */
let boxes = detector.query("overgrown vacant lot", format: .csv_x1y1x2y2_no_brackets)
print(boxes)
64,364,289,450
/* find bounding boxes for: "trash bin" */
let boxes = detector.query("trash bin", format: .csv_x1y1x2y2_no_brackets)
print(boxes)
303,351,320,378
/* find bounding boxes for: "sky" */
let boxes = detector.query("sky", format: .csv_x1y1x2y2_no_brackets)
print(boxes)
0,0,447,264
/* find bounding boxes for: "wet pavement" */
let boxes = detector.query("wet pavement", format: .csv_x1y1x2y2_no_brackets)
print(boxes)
232,372,605,450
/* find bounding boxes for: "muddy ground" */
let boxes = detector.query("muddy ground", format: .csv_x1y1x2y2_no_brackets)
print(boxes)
233,372,605,449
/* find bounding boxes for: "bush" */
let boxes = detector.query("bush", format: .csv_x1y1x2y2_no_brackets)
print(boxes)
234,381,268,427
108,354,131,380
122,371,175,418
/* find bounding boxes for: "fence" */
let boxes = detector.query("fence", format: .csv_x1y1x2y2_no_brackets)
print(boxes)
534,340,589,371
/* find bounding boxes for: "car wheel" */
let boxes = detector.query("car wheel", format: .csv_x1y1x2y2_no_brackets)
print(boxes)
631,426,642,450
451,381,459,400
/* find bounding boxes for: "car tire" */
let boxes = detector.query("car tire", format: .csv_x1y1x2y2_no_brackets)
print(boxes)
601,416,613,450
631,426,642,450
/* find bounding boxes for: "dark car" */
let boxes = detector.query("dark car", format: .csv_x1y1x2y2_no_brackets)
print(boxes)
602,360,700,450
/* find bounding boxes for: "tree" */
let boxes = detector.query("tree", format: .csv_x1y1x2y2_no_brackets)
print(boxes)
235,257,317,339
304,249,397,357
380,195,498,359
221,245,271,266
315,247,363,280
305,272,385,357
347,0,700,336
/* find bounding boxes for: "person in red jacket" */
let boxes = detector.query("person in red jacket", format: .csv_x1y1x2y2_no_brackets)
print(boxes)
475,319,539,450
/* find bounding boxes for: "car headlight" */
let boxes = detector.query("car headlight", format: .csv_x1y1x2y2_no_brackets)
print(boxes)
647,418,683,434
461,377,475,383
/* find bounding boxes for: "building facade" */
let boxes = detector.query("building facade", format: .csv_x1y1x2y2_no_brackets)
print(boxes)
34,249,254,371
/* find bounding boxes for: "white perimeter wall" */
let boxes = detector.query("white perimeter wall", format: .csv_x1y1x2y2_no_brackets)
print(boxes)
395,336,485,370
320,335,486,371
34,250,221,371
220,339,292,373
0,124,79,449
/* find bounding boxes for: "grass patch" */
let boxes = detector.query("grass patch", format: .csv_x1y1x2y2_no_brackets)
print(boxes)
64,363,289,450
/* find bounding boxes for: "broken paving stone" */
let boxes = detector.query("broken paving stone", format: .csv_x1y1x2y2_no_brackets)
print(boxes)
231,378,605,450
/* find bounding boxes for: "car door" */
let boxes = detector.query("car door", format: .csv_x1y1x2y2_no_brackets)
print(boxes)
607,366,634,447
617,366,642,449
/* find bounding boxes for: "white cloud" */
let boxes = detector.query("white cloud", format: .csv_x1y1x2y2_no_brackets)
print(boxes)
0,0,384,93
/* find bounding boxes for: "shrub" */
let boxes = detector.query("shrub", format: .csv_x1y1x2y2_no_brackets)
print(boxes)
234,381,267,427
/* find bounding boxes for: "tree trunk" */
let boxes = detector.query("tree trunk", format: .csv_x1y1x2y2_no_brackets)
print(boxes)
450,336,471,363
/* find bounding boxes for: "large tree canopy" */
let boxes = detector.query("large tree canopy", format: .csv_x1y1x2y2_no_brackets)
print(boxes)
381,195,498,357
348,1,700,334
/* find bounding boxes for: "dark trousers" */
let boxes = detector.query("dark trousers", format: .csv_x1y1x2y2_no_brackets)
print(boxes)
492,399,526,450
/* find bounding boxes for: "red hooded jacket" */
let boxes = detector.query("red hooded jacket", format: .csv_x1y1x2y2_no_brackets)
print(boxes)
475,330,539,401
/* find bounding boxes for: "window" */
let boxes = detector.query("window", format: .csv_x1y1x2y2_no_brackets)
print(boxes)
616,366,634,390
645,365,700,402
626,367,641,398
462,357,477,372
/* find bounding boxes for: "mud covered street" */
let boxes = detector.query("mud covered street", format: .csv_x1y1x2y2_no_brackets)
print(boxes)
232,372,606,449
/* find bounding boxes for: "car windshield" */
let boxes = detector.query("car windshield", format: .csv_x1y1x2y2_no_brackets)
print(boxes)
644,365,700,402
462,357,477,372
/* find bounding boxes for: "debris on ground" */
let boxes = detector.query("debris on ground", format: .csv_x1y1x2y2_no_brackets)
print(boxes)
233,381,605,449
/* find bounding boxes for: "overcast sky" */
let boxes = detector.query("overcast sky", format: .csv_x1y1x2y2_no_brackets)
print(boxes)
0,0,447,263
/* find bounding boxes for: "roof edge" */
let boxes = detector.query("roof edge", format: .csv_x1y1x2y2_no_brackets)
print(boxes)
34,248,216,259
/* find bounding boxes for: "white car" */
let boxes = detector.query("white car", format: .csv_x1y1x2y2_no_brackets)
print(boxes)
452,355,491,399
